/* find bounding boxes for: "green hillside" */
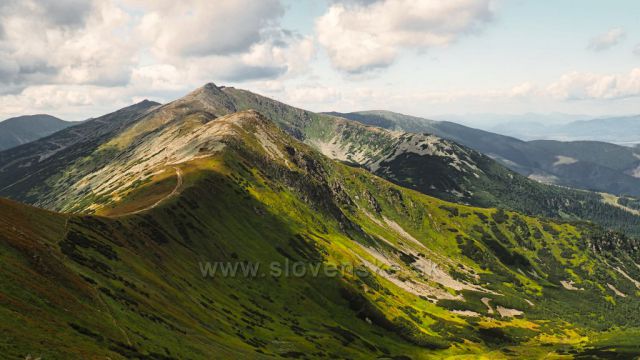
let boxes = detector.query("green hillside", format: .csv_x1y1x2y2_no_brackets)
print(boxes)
2,109,640,359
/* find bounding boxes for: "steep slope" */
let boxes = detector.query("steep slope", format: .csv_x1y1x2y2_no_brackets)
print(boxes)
2,107,640,358
0,114,73,150
188,86,640,236
324,110,554,175
0,100,160,207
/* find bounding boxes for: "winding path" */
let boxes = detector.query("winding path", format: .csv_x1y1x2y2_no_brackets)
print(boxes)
114,167,183,217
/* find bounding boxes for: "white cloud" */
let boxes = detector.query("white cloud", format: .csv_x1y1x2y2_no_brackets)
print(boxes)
1,1,637,121
0,0,311,92
634,43,640,56
130,64,184,91
0,84,136,120
280,68,640,115
0,0,316,119
240,32,315,79
0,0,94,28
547,68,640,100
276,81,546,115
134,33,315,85
286,84,342,104
135,0,284,59
189,31,315,82
315,0,494,73
0,0,134,91
587,27,626,52
508,82,537,98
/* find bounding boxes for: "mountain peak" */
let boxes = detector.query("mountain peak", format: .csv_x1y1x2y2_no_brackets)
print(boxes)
190,82,224,97
174,82,237,117
203,82,219,90
136,99,160,107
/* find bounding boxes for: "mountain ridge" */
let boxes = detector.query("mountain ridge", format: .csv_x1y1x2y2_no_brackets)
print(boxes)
2,100,640,357
327,110,640,197
2,84,640,238
193,86,640,236
0,100,160,207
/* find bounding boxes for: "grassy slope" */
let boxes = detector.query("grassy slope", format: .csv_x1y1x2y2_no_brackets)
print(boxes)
218,87,640,237
2,113,640,359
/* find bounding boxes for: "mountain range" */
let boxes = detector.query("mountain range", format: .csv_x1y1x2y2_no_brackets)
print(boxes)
3,86,640,236
328,110,640,199
0,114,73,151
1,84,640,358
487,115,640,146
436,112,589,129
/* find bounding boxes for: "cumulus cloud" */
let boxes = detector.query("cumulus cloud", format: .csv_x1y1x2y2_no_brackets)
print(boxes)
587,27,626,52
3,0,636,121
315,0,494,73
136,0,284,58
133,31,314,84
0,0,94,28
0,84,138,120
0,0,134,91
132,1,314,85
547,68,640,100
287,84,342,104
282,69,640,115
0,0,310,92
0,0,316,119
226,31,315,81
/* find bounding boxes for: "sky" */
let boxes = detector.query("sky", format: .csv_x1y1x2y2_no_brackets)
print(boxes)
0,0,639,122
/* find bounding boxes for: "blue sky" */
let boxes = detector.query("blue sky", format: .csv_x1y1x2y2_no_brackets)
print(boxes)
0,0,638,121
274,0,640,118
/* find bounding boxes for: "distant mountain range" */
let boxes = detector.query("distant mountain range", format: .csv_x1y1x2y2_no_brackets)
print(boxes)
436,112,590,129
327,110,640,198
552,115,640,145
456,114,640,146
1,84,640,357
0,114,74,151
